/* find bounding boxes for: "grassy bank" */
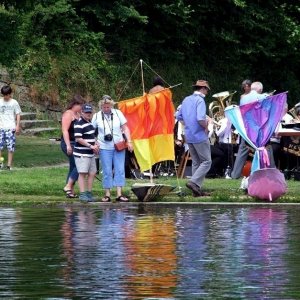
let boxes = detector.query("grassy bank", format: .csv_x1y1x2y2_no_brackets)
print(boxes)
0,136,299,205
11,136,66,168
0,166,300,206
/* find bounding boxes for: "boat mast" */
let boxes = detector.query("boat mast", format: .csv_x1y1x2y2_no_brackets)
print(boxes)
140,59,146,96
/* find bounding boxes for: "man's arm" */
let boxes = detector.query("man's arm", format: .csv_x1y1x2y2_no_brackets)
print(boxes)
198,119,208,132
75,137,99,153
196,99,208,132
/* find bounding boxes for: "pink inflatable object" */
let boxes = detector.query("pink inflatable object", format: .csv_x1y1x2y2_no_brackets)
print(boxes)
248,168,287,201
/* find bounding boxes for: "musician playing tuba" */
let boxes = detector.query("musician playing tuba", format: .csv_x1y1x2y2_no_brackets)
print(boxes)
208,90,238,176
208,90,236,141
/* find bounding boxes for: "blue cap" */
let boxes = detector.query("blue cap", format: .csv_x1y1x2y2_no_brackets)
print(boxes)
82,103,93,113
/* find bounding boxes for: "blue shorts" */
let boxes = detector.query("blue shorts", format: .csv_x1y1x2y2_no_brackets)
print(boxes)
0,129,16,152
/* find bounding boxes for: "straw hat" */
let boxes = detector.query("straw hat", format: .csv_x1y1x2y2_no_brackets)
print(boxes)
192,80,210,90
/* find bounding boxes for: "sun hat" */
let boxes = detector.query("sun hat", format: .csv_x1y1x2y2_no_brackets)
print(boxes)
193,80,210,90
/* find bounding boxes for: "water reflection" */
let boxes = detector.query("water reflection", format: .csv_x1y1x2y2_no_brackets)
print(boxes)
0,209,19,299
1,206,300,299
123,215,177,298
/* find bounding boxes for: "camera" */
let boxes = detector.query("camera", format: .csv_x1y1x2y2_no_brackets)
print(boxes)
104,134,113,141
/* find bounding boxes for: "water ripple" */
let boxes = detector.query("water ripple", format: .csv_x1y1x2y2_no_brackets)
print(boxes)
1,206,300,299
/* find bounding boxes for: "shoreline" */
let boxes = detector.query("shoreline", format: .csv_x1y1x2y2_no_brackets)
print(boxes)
2,201,300,209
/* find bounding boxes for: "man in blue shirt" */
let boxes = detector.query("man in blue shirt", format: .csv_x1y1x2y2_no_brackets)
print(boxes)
176,80,212,196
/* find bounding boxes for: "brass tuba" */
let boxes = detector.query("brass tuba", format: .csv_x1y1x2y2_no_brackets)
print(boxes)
209,90,236,121
208,90,237,145
288,102,300,121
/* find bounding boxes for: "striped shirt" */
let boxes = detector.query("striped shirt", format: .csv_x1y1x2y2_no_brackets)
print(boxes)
73,117,96,157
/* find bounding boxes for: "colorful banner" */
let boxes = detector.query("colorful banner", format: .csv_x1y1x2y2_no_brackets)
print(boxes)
225,92,287,173
118,89,175,172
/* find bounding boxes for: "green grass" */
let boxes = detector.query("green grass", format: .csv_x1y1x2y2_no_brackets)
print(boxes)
0,166,300,205
1,135,66,168
0,136,299,205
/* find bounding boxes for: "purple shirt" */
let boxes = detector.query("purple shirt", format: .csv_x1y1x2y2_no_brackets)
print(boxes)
176,92,208,143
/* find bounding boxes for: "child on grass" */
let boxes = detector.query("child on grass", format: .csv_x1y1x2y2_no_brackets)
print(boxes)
73,103,99,201
0,85,21,170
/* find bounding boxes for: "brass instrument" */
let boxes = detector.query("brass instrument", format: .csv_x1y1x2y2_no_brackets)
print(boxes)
208,90,237,145
288,102,300,121
209,91,236,121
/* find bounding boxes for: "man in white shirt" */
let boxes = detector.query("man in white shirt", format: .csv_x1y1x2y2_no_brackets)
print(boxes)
215,117,239,175
230,81,275,179
240,81,267,106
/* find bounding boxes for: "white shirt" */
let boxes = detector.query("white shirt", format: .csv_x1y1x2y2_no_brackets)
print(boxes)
240,90,267,106
92,108,127,150
215,117,233,143
0,98,22,129
176,120,185,140
282,113,294,123
272,113,295,143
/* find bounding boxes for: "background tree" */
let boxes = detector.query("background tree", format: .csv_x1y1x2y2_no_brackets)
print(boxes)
0,0,299,106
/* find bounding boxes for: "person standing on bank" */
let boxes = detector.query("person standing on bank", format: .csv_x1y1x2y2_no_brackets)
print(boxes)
73,103,99,202
176,80,212,197
61,95,85,198
92,95,134,202
149,76,165,94
230,81,275,179
0,85,21,170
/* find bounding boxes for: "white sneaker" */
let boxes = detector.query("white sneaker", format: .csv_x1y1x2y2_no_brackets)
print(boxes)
240,176,249,189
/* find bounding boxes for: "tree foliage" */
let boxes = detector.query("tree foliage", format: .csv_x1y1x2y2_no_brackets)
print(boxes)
0,0,299,106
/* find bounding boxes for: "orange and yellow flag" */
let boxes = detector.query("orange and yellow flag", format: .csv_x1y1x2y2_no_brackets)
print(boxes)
118,89,175,172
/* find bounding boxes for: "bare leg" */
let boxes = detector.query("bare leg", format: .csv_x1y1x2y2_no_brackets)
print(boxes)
116,186,122,197
116,186,128,201
0,151,3,168
7,151,13,167
105,188,111,197
78,173,87,193
87,173,95,191
64,178,76,193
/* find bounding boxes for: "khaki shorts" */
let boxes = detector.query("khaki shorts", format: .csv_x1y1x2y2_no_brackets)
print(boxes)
74,156,97,174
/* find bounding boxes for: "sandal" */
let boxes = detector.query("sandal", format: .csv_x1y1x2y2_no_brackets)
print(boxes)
101,196,111,202
116,195,129,202
63,189,78,198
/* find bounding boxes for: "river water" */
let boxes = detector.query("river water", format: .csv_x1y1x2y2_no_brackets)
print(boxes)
1,205,300,299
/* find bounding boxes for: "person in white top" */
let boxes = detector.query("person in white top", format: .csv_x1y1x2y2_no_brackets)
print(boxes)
230,81,275,179
215,117,232,144
213,117,239,176
92,95,133,202
0,85,21,170
240,81,268,106
271,102,297,170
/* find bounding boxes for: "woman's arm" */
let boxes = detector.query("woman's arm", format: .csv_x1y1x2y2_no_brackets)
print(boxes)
61,111,74,155
121,123,133,152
